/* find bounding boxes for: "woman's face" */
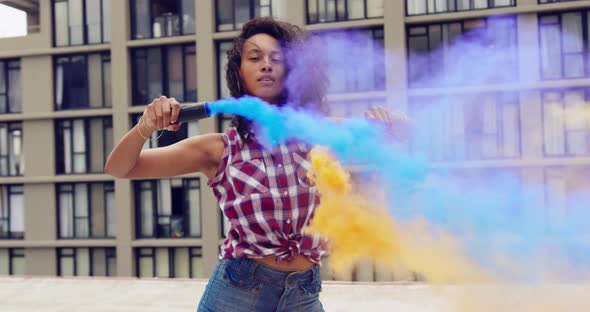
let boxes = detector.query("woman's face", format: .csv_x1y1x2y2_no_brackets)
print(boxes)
239,33,286,104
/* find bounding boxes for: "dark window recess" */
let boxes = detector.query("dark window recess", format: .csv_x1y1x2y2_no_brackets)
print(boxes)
55,53,111,110
131,0,195,39
307,0,384,24
0,60,22,114
216,0,275,32
406,0,515,16
53,0,111,46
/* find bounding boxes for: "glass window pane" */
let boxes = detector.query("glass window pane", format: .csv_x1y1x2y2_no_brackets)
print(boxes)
185,46,197,102
218,41,232,98
217,0,234,31
60,255,75,276
59,192,74,237
366,0,383,18
69,0,84,45
148,48,164,100
168,46,184,101
347,0,364,19
11,253,25,275
562,13,583,53
174,248,189,278
235,0,251,29
190,254,204,278
188,187,201,237
88,54,103,108
0,249,8,274
102,0,111,42
139,255,153,277
540,25,563,79
8,68,21,113
92,248,107,276
133,0,151,39
9,193,24,237
55,1,69,46
544,99,566,155
90,183,105,237
181,0,195,35
140,185,154,237
106,189,115,237
102,57,112,107
155,248,169,277
76,248,90,276
86,0,102,44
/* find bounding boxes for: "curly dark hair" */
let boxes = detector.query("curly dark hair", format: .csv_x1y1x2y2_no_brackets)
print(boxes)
224,17,328,141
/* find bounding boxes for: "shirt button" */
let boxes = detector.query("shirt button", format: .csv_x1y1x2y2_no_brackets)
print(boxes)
287,219,291,224
283,191,288,196
278,164,283,168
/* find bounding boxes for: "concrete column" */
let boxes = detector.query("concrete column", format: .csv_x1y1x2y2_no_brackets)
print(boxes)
196,0,220,277
384,0,408,113
285,0,306,26
109,0,134,277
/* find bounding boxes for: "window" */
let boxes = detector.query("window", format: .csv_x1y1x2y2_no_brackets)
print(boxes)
0,248,25,275
0,122,24,176
539,0,583,3
316,28,385,93
542,89,590,156
136,247,203,278
55,53,111,110
131,0,195,39
0,60,21,114
216,40,235,128
544,167,590,231
406,0,515,16
407,17,518,88
0,185,24,239
539,10,589,80
134,179,202,239
329,98,386,118
307,0,383,24
216,0,287,32
131,44,197,106
55,117,113,174
409,93,521,161
53,0,111,46
131,114,200,149
58,247,116,276
57,182,115,239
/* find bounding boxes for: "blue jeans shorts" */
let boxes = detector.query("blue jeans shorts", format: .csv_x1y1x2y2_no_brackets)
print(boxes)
197,258,324,312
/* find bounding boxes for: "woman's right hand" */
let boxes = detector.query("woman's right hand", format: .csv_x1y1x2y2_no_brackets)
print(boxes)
140,95,183,133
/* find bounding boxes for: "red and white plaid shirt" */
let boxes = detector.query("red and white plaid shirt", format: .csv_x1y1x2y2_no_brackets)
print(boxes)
208,127,327,265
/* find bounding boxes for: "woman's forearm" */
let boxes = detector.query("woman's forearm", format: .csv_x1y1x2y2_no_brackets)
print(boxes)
104,123,154,178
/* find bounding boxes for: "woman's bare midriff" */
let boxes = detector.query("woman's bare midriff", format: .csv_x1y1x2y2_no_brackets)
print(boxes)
253,255,315,271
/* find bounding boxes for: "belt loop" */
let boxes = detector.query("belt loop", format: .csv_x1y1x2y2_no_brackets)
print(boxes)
312,264,319,282
249,261,259,278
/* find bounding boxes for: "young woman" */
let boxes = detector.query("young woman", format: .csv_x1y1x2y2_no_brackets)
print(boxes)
105,17,402,312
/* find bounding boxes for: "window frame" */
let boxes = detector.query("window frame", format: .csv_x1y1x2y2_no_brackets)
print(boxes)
55,116,112,174
131,44,196,106
0,122,24,177
130,0,196,40
135,246,203,278
0,59,22,114
538,9,590,80
541,89,590,157
134,178,202,239
406,16,519,88
56,182,116,239
306,0,384,24
215,0,274,32
54,52,111,111
57,247,116,276
52,0,111,47
406,0,516,16
0,185,24,239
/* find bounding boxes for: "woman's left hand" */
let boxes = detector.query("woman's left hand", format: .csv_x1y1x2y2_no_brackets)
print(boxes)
364,106,412,141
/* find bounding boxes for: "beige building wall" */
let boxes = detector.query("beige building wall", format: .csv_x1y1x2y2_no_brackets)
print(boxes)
0,0,589,281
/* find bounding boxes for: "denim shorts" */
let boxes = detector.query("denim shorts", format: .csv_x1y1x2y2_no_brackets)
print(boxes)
197,258,324,312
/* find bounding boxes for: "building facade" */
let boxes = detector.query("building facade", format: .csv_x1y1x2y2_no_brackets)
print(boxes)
0,0,589,281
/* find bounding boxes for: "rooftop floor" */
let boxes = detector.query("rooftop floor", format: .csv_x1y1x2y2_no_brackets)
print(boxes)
1,276,589,311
